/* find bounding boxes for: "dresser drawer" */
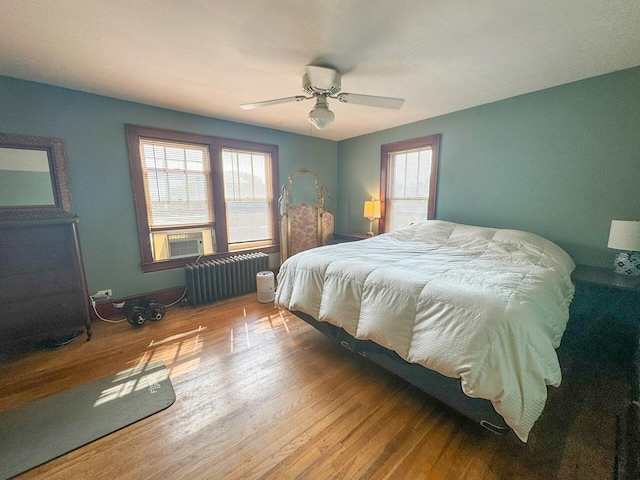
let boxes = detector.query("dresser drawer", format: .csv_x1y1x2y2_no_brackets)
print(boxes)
0,241,73,275
0,268,78,304
0,291,85,340
0,224,70,247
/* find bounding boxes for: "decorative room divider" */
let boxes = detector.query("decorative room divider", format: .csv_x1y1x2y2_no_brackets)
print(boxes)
279,169,335,264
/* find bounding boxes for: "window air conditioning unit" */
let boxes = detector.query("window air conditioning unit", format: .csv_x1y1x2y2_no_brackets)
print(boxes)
167,232,204,259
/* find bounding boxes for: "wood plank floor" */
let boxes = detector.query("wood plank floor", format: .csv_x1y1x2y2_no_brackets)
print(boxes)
0,295,626,479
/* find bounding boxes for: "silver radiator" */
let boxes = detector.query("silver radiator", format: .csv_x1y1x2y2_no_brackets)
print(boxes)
185,252,269,306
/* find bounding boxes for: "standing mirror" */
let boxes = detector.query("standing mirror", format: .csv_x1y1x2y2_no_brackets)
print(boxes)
0,133,74,220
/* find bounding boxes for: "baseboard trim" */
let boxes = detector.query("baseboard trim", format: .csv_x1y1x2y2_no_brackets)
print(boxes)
92,286,185,321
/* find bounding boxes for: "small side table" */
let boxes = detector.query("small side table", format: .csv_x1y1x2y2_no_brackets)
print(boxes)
572,269,640,478
572,264,640,292
568,264,640,368
333,232,372,243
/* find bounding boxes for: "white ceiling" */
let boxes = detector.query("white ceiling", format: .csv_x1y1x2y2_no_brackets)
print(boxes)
1,0,639,141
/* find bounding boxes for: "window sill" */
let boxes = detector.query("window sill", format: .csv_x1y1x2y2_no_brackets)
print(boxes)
141,244,279,273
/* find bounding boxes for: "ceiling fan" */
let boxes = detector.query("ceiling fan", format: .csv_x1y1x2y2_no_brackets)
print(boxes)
240,66,405,130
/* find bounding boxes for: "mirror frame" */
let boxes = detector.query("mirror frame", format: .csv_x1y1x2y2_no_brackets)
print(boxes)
0,132,74,221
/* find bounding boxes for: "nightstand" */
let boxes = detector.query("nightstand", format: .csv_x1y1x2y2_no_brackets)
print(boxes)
567,265,640,367
333,232,372,243
570,266,640,478
572,265,640,292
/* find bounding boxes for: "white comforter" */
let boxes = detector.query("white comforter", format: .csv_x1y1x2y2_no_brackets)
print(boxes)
275,221,575,442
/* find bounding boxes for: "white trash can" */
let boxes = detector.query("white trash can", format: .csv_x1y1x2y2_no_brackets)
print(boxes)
256,271,275,303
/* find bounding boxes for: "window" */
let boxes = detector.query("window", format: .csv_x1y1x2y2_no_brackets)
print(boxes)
380,134,440,233
126,125,279,272
222,149,274,249
140,138,215,261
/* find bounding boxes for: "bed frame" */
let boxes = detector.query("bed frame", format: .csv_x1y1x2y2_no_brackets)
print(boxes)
292,310,511,435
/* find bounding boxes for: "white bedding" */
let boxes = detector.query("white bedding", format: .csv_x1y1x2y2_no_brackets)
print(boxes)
275,220,575,442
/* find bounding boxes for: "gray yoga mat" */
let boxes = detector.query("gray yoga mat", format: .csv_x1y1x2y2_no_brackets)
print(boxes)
0,360,175,479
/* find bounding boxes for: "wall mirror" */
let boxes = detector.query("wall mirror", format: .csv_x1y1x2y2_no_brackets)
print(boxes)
0,132,74,221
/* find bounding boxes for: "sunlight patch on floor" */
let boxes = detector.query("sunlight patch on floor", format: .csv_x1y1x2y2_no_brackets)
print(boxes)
126,327,205,382
95,364,169,407
226,307,293,352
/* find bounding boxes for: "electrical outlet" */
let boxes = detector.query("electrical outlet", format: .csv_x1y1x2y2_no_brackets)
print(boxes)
94,289,112,298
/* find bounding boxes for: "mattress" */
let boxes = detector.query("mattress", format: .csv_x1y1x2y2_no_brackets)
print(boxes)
275,220,575,441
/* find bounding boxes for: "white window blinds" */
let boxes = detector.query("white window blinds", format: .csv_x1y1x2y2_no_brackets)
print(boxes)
386,146,433,231
222,149,272,245
139,139,213,227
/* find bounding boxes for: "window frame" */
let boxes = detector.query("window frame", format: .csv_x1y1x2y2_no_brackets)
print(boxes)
379,134,441,234
126,124,279,272
221,148,276,251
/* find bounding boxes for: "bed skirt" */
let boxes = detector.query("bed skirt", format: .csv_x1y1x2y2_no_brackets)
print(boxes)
291,310,510,435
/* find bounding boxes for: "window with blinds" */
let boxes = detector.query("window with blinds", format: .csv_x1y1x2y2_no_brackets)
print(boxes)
127,125,280,270
139,138,215,261
381,135,440,233
222,149,273,248
386,147,432,231
140,139,213,226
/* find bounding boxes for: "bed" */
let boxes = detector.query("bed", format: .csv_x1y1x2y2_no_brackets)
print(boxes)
275,220,575,442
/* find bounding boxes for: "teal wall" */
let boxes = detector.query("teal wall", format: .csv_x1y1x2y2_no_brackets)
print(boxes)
2,66,639,299
337,67,640,267
0,76,337,298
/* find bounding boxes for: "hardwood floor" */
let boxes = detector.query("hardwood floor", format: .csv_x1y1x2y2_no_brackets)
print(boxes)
0,295,626,479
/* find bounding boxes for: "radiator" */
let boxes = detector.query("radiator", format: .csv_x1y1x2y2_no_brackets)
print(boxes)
185,252,269,306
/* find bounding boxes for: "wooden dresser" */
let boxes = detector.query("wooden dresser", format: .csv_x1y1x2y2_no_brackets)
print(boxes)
0,217,91,343
0,132,91,346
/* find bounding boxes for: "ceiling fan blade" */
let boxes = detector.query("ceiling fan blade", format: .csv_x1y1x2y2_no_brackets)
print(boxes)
240,95,308,110
336,93,404,110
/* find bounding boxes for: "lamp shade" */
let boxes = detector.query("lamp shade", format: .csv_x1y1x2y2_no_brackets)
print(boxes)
607,220,640,251
308,107,334,130
308,97,334,130
363,199,381,219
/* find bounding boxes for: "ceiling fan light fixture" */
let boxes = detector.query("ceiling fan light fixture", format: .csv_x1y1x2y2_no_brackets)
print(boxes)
308,107,334,130
308,97,334,130
240,66,405,130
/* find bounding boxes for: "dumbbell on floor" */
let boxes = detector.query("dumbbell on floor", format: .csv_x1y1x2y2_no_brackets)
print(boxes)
145,299,166,322
125,301,147,326
125,299,166,326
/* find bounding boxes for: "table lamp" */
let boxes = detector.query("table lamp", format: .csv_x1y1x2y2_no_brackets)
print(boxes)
607,220,640,276
363,199,381,236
